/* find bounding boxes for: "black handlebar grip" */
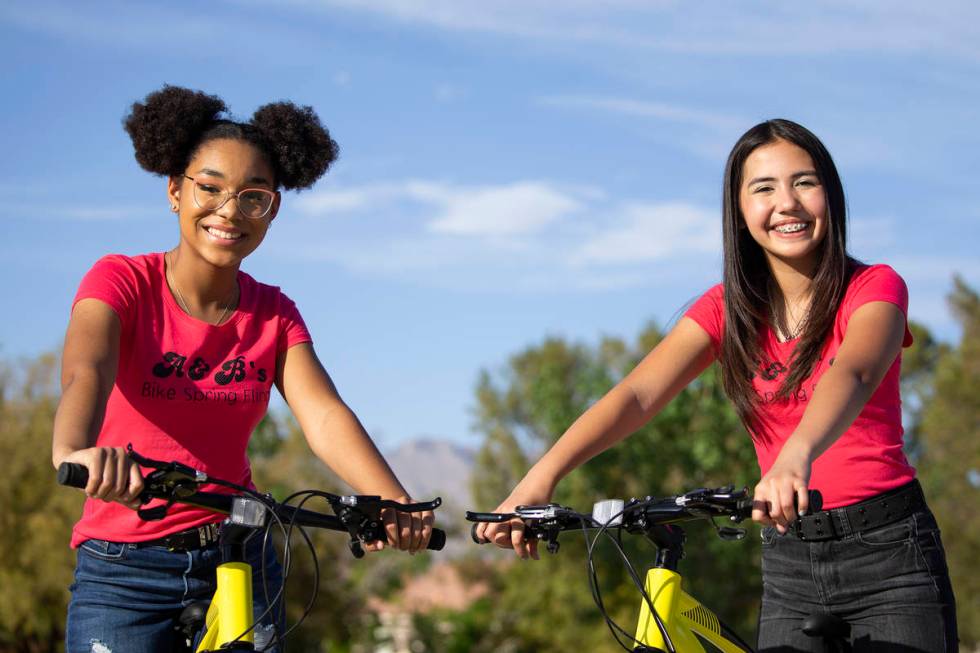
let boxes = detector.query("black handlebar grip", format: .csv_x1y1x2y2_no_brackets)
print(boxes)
806,489,823,514
427,528,447,551
57,462,89,489
739,487,824,520
470,523,485,544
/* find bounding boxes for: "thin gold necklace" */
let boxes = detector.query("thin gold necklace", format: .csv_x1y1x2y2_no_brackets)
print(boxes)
166,251,236,326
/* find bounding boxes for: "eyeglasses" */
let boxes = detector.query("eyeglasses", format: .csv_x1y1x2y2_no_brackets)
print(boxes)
183,175,276,219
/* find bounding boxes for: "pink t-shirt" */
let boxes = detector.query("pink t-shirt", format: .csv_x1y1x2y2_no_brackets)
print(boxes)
684,264,916,509
69,253,312,547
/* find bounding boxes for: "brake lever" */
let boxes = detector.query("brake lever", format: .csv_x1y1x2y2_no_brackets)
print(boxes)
331,503,372,559
338,495,442,515
127,444,208,483
540,525,562,554
134,470,201,521
677,486,750,540
514,521,564,554
331,496,442,558
376,496,442,512
514,503,573,520
709,516,746,541
127,446,210,520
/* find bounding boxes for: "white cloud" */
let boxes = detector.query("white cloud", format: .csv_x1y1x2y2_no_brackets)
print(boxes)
294,183,399,213
6,1,978,67
427,182,582,236
295,179,584,237
0,1,308,52
2,204,159,222
434,83,463,102
274,176,725,291
290,0,980,60
402,181,457,204
538,95,744,132
576,202,719,264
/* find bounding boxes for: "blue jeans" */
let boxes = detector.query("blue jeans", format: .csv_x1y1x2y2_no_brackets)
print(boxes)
757,506,957,652
66,534,284,653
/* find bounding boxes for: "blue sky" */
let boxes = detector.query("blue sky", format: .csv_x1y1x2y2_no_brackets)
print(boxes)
2,1,978,449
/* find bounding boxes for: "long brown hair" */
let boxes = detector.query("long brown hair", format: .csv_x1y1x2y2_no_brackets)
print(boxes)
720,119,856,434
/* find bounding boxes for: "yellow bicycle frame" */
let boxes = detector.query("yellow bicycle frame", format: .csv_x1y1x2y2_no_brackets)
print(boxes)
634,568,749,652
195,561,254,652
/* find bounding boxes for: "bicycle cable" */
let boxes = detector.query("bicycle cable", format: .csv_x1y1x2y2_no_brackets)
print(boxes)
195,482,311,652
583,520,639,651
584,499,677,653
258,520,289,652
222,487,293,652
264,489,333,650
255,491,303,653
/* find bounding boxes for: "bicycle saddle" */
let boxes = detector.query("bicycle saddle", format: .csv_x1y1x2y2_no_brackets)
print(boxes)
176,600,209,634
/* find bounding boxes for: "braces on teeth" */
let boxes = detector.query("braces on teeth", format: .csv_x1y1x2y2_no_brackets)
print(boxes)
775,223,807,233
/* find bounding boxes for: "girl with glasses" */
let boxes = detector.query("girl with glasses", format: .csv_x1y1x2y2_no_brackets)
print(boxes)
52,85,434,652
475,119,958,651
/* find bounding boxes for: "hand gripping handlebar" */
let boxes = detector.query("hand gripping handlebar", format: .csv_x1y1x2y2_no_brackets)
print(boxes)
57,452,446,554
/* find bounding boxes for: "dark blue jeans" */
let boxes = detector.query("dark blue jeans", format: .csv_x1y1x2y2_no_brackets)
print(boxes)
66,534,284,653
758,506,957,652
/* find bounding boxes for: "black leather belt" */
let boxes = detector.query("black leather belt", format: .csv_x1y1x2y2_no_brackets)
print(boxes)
135,522,220,551
792,480,925,542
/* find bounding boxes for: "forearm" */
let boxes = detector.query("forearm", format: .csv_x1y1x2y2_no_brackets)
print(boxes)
303,405,408,498
779,364,881,465
519,321,713,497
52,369,111,467
776,302,907,470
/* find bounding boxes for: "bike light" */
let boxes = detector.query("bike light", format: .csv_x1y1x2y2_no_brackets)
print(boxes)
592,499,625,526
229,497,269,528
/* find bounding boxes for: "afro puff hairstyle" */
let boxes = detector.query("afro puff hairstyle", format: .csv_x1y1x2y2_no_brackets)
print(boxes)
123,85,339,191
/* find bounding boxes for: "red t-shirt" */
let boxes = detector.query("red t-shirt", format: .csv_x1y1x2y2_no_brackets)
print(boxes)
684,264,916,509
69,253,312,547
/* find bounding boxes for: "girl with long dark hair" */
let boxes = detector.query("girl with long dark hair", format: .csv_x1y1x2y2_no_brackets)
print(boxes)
52,86,434,652
476,119,958,650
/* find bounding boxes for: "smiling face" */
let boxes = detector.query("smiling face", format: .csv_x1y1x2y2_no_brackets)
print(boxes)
738,138,828,273
167,138,281,270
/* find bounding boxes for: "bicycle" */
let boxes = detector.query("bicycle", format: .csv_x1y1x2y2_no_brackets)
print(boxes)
58,445,446,652
467,485,846,653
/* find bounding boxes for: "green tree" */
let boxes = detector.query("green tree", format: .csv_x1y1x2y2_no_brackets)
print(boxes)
901,320,950,462
915,277,980,647
0,353,83,653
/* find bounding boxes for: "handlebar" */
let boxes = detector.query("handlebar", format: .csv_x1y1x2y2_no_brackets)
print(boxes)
466,485,822,552
466,485,823,653
57,450,446,556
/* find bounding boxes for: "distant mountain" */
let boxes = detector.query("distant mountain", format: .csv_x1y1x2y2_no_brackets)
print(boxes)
384,437,476,507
